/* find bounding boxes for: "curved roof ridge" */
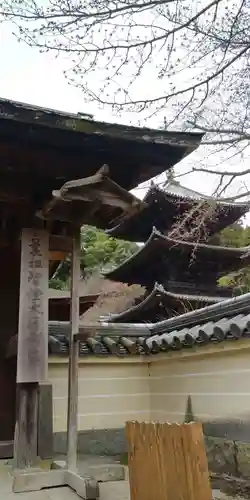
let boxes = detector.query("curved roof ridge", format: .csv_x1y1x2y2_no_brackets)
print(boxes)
150,290,250,334
104,228,250,281
106,283,168,322
148,181,250,208
106,283,227,323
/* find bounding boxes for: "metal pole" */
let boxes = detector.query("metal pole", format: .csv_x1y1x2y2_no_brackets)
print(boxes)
67,228,80,471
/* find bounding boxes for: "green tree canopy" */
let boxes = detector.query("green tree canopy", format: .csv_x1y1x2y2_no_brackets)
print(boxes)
211,222,250,294
49,225,138,289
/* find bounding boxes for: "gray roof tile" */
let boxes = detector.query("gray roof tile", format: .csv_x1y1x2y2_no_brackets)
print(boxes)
48,311,250,357
47,291,250,357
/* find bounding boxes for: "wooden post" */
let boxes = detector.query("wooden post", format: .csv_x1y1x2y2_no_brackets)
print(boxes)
12,227,99,497
14,228,49,470
67,228,80,471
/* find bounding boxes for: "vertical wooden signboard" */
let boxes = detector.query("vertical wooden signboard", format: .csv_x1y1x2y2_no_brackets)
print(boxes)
17,228,49,383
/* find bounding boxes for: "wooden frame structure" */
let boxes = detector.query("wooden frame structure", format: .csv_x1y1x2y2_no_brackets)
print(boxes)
11,167,146,497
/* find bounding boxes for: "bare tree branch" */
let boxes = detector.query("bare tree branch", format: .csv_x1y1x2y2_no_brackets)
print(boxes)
193,166,250,177
2,0,250,203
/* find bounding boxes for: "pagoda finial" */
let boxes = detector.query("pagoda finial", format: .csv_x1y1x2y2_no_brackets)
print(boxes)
164,168,179,187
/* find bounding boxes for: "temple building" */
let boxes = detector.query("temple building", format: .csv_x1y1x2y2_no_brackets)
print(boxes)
0,97,203,461
103,181,250,322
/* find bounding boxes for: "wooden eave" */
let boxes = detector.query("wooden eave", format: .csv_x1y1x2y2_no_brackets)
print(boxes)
0,97,203,194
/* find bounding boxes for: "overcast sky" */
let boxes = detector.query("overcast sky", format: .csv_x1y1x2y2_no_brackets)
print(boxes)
1,21,250,224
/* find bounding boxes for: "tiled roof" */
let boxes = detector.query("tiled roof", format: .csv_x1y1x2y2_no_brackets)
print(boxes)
161,181,249,207
144,312,250,353
48,291,250,356
48,312,250,357
48,321,149,357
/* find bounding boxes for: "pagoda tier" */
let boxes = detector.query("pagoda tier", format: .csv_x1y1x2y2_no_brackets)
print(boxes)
106,182,249,242
104,228,249,292
105,283,228,323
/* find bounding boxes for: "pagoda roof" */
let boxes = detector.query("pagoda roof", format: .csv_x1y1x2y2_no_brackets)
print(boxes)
104,283,228,323
106,182,249,241
0,97,202,198
104,228,249,288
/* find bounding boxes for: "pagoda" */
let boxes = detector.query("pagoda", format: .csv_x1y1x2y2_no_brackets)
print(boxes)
103,180,250,322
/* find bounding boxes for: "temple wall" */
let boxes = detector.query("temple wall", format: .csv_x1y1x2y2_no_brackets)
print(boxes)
149,346,250,435
49,357,150,455
148,343,250,478
49,342,250,479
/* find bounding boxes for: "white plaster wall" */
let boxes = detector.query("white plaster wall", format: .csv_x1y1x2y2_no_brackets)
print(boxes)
49,359,150,432
148,345,250,424
49,342,250,435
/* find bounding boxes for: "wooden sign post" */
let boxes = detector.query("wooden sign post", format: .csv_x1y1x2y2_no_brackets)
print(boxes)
14,228,49,470
13,227,98,498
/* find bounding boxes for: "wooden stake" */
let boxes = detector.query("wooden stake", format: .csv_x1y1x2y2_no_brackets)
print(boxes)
67,228,80,471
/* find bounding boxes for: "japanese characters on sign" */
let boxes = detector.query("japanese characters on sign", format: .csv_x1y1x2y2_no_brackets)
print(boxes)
17,229,49,383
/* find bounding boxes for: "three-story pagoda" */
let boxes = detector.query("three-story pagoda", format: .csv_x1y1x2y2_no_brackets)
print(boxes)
103,180,250,322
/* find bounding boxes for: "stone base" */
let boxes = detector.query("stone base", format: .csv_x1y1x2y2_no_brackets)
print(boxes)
12,468,65,493
12,467,99,498
52,459,125,482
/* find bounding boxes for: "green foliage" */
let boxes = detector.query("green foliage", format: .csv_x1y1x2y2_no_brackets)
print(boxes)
215,224,250,248
49,277,68,290
81,225,138,275
49,225,138,289
212,222,250,294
